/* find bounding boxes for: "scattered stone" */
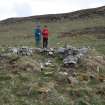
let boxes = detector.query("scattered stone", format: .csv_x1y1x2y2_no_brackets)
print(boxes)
0,45,89,68
32,48,43,53
89,74,96,80
56,45,89,67
40,63,44,71
8,47,19,55
57,42,60,45
57,47,66,54
59,72,68,76
48,51,53,55
43,71,54,76
45,60,52,66
67,76,79,85
78,47,89,55
6,47,33,56
63,55,78,67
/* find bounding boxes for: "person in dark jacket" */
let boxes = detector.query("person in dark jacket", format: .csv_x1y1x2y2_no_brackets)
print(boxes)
34,25,41,47
42,25,49,48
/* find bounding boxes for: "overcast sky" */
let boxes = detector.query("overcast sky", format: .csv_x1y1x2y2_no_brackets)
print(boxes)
0,0,105,20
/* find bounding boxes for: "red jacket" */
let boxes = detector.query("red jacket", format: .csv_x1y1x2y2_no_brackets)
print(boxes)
42,28,49,38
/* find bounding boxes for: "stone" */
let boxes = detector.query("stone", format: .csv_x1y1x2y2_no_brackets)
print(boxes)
57,47,66,54
6,47,34,56
63,55,78,66
78,47,89,55
89,74,96,80
48,51,54,56
59,72,68,76
45,60,52,66
43,71,54,76
67,76,79,84
76,53,84,59
40,63,44,71
9,47,19,54
57,42,60,45
50,48,54,52
66,45,74,50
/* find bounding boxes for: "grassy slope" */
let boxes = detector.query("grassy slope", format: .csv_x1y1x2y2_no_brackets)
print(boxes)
0,15,105,54
0,51,105,105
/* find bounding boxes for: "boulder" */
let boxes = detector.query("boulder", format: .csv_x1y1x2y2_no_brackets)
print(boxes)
63,55,78,66
45,59,53,66
78,47,89,55
57,47,66,54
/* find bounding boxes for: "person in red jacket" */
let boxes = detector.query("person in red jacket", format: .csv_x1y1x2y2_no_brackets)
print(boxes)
42,25,49,48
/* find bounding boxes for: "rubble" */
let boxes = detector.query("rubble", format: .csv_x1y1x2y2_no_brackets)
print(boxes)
56,46,89,67
40,62,44,71
63,55,78,66
57,47,66,54
58,72,68,76
0,44,105,105
2,47,34,56
45,60,52,66
78,47,89,55
0,45,89,67
40,59,54,71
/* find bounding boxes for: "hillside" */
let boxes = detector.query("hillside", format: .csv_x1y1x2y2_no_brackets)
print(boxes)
0,45,105,105
0,6,105,105
0,6,105,54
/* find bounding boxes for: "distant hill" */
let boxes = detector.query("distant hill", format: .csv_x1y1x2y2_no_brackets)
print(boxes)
0,6,105,24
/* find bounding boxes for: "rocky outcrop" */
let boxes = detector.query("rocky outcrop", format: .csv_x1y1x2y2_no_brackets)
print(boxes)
57,46,89,66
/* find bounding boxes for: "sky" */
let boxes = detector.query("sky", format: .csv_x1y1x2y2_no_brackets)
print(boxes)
0,0,105,20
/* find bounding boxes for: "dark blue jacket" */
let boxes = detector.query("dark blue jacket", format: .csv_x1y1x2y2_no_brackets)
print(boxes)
34,28,41,40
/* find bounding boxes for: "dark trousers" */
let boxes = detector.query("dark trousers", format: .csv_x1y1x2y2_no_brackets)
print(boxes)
43,38,48,48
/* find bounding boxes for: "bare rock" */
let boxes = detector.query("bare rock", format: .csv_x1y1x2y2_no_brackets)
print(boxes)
63,55,78,67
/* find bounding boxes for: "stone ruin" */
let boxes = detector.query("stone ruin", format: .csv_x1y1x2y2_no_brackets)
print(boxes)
0,45,89,66
1,47,33,56
57,45,89,66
